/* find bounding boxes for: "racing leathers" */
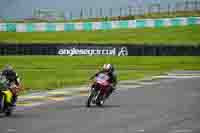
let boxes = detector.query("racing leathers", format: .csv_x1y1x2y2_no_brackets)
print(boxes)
90,70,117,98
1,69,21,106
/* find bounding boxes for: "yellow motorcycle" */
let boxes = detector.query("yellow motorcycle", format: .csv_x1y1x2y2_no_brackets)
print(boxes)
0,75,14,116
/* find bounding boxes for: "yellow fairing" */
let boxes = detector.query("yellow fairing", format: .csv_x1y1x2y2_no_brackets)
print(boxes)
2,90,13,103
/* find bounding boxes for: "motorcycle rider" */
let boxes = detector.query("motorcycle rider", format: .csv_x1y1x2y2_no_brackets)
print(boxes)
90,64,117,99
1,64,21,106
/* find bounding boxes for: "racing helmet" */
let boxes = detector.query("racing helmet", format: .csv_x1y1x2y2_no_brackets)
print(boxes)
4,64,13,71
103,64,114,73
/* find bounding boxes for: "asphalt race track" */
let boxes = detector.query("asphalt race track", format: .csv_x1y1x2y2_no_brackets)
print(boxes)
0,76,200,133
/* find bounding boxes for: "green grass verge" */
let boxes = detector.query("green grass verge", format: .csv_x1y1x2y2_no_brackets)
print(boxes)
0,25,200,45
0,56,199,93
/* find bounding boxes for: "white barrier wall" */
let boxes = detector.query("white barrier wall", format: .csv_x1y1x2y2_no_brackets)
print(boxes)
0,17,199,32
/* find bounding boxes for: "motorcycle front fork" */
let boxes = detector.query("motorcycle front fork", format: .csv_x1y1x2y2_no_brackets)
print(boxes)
95,90,100,98
90,87,106,105
0,94,5,111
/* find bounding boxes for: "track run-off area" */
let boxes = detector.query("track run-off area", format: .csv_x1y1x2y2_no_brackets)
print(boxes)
0,71,200,133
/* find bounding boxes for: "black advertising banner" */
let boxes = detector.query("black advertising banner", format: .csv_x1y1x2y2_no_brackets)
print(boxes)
57,45,129,56
0,44,199,56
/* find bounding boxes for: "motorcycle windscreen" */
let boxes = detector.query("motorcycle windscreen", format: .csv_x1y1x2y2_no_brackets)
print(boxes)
96,73,110,86
2,90,13,103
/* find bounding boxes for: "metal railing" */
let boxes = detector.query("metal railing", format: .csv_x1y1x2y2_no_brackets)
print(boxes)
60,0,200,20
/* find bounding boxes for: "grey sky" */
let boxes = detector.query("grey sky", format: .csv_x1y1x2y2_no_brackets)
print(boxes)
0,0,186,19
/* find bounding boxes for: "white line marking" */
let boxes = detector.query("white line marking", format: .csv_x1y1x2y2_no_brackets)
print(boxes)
139,82,158,85
118,85,141,88
173,129,193,133
7,129,16,132
154,75,200,79
136,129,145,132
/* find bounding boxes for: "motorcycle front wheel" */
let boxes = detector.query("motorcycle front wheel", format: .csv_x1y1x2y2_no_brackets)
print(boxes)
96,92,105,107
86,88,96,107
5,107,12,116
4,101,13,116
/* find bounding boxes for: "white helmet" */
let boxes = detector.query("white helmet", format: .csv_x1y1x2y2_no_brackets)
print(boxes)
4,64,13,71
103,64,113,72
